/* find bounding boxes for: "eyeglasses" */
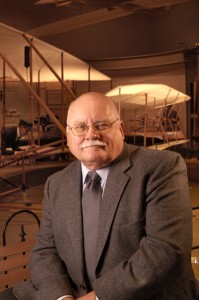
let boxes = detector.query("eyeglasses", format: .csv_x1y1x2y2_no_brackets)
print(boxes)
67,118,119,137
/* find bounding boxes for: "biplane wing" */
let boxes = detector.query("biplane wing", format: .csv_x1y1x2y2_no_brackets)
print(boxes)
105,83,191,147
106,83,190,108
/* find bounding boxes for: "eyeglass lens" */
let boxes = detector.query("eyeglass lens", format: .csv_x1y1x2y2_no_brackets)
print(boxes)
73,122,111,135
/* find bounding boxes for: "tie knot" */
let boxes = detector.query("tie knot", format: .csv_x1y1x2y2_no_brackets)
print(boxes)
85,171,101,190
87,170,100,181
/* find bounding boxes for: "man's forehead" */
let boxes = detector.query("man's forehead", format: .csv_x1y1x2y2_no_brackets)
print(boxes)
70,117,110,124
68,103,113,120
67,94,119,124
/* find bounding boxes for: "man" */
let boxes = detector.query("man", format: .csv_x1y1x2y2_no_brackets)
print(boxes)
1,119,33,155
1,92,198,299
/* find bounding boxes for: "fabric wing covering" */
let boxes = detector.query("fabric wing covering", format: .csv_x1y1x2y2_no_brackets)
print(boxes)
0,22,111,82
105,83,190,110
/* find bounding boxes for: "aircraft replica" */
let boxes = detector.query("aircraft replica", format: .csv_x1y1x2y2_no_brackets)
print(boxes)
0,22,110,156
106,83,191,148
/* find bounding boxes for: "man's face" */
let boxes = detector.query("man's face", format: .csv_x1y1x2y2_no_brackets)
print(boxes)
66,93,124,170
19,125,29,137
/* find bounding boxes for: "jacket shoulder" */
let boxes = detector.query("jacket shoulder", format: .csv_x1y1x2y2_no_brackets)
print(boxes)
47,159,80,183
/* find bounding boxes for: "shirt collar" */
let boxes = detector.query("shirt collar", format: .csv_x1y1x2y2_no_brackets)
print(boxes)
81,162,109,184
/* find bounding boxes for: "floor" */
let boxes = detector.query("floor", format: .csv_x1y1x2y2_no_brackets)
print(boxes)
0,158,199,280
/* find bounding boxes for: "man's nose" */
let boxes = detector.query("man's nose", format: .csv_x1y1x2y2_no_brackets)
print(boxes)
85,125,100,139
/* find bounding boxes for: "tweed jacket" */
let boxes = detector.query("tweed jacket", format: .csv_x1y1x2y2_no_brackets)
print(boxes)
14,143,198,300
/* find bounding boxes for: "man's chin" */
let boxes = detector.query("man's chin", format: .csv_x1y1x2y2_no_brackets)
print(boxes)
81,148,108,161
81,154,110,169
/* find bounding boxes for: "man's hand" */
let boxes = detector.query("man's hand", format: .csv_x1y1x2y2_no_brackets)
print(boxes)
77,291,97,300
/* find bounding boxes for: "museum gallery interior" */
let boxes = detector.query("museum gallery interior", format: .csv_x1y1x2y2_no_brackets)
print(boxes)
0,0,199,294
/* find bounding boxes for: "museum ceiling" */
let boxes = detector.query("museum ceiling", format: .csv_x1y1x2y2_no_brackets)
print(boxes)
0,0,197,60
0,0,192,37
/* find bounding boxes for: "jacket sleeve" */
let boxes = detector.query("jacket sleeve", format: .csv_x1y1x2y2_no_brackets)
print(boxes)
30,175,74,300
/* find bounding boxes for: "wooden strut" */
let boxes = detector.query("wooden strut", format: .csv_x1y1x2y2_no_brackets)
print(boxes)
0,140,68,199
0,187,21,198
144,93,147,148
0,139,67,166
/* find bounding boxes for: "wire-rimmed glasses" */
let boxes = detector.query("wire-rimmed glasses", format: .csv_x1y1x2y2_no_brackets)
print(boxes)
67,118,119,137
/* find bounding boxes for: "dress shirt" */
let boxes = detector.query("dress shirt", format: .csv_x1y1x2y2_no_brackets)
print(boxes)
57,164,109,300
81,163,109,193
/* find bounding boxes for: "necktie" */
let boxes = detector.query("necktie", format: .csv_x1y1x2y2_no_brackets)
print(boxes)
82,171,102,288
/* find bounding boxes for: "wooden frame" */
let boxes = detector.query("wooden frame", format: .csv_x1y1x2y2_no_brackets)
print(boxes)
0,209,40,291
0,239,35,291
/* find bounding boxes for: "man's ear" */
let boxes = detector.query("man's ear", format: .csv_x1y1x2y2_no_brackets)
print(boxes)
119,120,125,138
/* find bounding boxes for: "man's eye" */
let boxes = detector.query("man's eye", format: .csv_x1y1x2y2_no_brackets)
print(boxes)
95,122,109,130
75,124,87,131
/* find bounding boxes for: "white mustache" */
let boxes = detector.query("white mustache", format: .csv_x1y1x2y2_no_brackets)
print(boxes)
79,140,107,149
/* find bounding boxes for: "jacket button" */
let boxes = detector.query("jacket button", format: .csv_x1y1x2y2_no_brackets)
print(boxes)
80,282,86,290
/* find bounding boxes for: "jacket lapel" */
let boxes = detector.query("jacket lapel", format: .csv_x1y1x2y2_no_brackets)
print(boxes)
60,161,85,278
96,145,132,266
